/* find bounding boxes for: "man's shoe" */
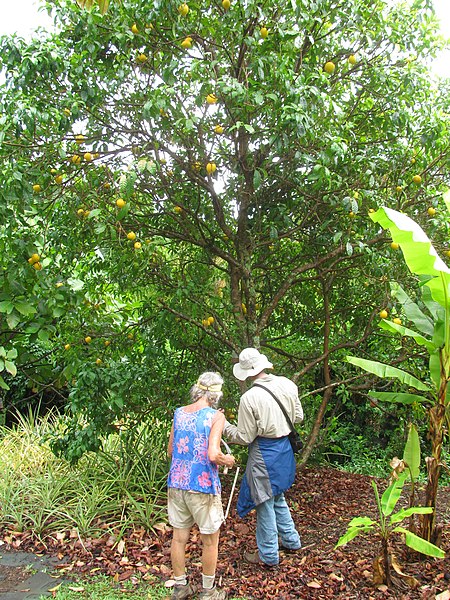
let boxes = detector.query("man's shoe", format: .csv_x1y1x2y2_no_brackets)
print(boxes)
171,583,194,599
280,544,301,554
198,587,227,599
243,550,277,568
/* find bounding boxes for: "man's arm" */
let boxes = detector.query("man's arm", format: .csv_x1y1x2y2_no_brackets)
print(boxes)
223,396,258,445
208,412,235,468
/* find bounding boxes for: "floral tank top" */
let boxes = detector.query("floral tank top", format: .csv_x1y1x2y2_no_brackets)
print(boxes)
167,406,221,495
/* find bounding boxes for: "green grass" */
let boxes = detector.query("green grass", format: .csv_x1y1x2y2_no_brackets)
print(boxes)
39,576,168,599
39,575,247,599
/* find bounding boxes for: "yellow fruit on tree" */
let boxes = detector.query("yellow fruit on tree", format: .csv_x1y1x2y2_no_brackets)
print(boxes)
427,207,436,216
390,242,399,250
33,262,42,270
241,302,247,314
206,93,218,104
75,134,85,144
134,241,142,250
214,124,224,134
368,208,375,214
96,358,102,365
77,208,85,216
348,54,357,65
193,161,202,171
206,162,217,175
181,37,193,49
393,318,402,325
64,344,71,351
412,174,422,184
116,198,126,208
85,336,92,344
71,154,81,164
84,210,90,217
202,319,209,327
63,108,71,117
324,61,336,74
207,316,214,325
84,152,93,161
353,191,359,199
260,26,268,38
396,185,403,193
349,211,355,218
28,253,40,265
178,3,189,16
55,282,64,288
54,175,63,184
50,168,58,174
104,340,111,346
131,23,139,34
137,53,148,63
445,250,450,258
174,206,183,213
222,0,231,9
32,184,41,193
379,309,388,319
127,231,137,241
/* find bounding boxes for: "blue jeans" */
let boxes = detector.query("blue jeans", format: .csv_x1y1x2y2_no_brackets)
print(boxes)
255,493,301,565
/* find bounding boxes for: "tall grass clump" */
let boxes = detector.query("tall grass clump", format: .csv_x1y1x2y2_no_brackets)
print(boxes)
0,409,171,542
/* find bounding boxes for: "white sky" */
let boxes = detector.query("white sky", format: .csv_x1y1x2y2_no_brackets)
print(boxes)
0,0,449,75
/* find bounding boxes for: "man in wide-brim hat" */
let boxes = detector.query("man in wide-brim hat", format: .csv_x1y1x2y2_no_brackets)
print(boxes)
224,348,303,567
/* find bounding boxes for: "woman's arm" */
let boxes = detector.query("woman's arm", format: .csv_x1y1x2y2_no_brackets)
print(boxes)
208,412,235,468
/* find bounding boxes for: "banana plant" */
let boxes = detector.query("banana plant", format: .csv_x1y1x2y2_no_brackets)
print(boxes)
347,201,450,545
336,468,444,588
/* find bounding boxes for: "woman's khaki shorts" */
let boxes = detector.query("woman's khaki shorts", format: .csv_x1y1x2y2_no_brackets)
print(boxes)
167,488,224,534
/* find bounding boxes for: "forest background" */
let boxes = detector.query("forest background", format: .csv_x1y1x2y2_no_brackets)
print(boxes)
0,0,450,481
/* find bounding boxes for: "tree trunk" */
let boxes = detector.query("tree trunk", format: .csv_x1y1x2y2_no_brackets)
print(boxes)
299,277,333,467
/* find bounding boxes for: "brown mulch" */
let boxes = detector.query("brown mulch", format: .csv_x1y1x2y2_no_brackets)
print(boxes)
1,467,450,599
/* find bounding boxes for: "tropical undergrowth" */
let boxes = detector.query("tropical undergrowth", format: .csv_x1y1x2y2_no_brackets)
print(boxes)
0,409,171,542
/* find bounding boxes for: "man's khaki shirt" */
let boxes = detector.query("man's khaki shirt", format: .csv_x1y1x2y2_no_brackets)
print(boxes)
224,373,303,446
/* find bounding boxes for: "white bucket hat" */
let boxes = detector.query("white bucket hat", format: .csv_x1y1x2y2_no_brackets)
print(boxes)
233,348,273,381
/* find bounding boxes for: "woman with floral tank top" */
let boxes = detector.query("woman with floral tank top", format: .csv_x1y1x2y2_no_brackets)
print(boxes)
167,372,235,600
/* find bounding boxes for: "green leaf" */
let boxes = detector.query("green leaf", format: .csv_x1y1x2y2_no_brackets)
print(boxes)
390,282,434,336
370,207,450,307
378,320,435,353
393,526,445,558
369,391,432,405
403,423,420,480
4,360,17,376
380,472,407,516
335,526,368,548
14,301,37,316
347,516,376,527
0,375,9,390
347,356,431,391
390,506,433,524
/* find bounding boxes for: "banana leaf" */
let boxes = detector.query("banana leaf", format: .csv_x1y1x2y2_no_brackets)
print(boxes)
370,207,450,308
393,526,445,558
380,472,407,516
369,391,432,406
347,357,431,392
379,320,435,353
403,423,420,480
390,282,434,336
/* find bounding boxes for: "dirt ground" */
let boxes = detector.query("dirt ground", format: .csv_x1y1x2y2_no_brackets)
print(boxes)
1,467,450,599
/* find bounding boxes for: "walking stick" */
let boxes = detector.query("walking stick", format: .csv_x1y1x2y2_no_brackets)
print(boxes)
221,439,240,520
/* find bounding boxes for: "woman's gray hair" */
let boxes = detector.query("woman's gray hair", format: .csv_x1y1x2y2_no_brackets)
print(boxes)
190,371,224,407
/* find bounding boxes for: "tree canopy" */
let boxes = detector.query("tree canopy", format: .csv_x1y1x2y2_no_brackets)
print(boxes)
1,0,449,458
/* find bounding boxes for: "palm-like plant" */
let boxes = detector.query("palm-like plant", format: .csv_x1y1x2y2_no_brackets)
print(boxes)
347,200,450,544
